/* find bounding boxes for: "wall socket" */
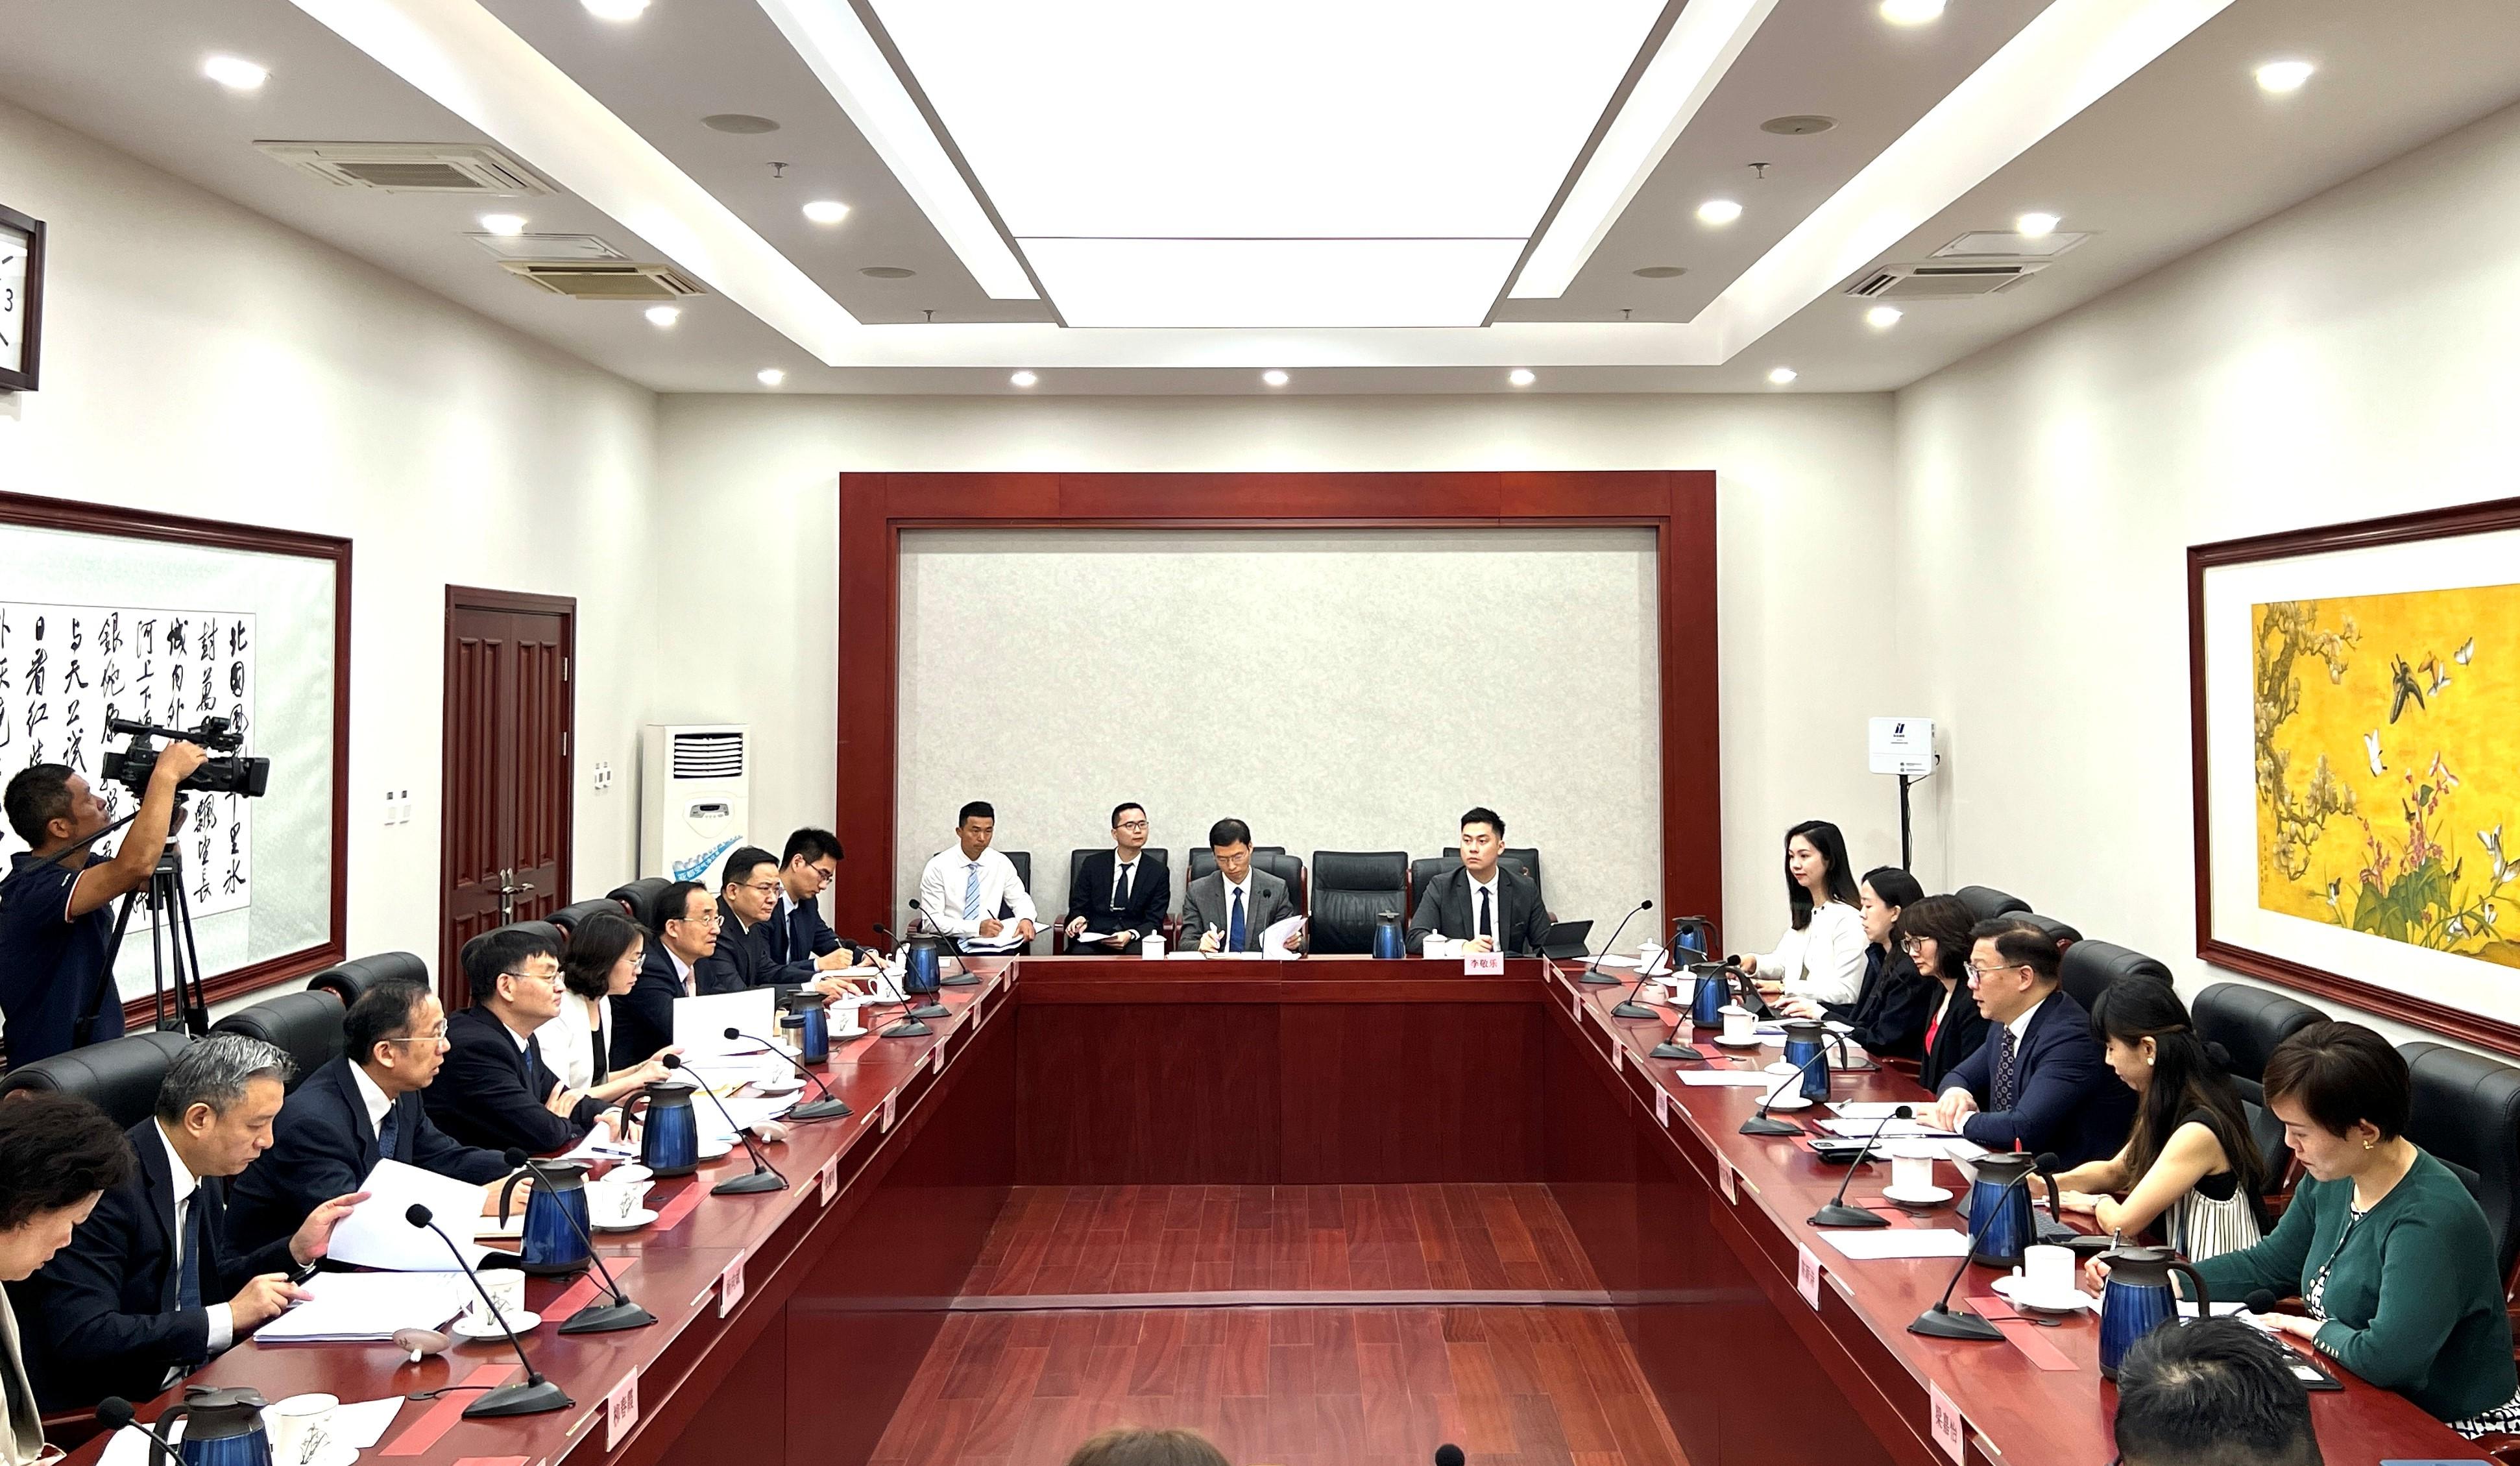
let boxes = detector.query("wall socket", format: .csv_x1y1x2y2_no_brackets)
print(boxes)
382,789,415,826
592,761,614,793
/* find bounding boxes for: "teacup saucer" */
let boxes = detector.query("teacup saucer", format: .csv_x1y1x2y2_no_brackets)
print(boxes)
1881,1184,1954,1209
1758,1092,1815,1112
592,1208,659,1232
1991,1275,2094,1314
1712,1034,1763,1048
453,1310,541,1340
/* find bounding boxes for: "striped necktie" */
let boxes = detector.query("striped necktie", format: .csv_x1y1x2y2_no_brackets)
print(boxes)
963,863,982,922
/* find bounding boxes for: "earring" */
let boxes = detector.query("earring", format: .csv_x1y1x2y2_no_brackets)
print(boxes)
2362,1139,2375,1151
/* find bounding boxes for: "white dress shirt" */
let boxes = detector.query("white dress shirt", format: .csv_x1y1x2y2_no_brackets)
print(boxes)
546,994,612,1092
668,945,696,996
1427,871,1506,958
917,847,1037,939
1207,873,1255,947
155,1123,234,1360
1752,900,1868,1005
350,1061,393,1136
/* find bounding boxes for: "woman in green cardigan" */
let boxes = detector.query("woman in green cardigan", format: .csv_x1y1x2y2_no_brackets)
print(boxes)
2178,1022,2518,1436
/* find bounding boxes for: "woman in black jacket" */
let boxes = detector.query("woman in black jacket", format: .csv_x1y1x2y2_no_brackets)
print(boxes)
1781,867,1933,1060
1898,893,1993,1092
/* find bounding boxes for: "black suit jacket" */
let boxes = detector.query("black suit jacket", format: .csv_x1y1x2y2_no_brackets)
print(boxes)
693,898,771,996
10,1120,295,1411
1063,850,1170,954
613,943,699,1073
760,895,862,985
424,1005,606,1156
1916,977,1992,1093
1823,946,1935,1061
226,1056,510,1255
1940,987,2135,1168
1406,865,1552,956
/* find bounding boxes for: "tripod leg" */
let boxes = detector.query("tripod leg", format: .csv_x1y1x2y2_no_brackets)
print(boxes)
171,872,212,1035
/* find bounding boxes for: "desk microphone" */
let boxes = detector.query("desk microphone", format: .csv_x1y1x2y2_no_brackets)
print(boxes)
1435,1447,1465,1466
499,1149,656,1334
909,898,985,987
404,1203,574,1415
1582,899,1653,987
1811,1105,1911,1228
1739,1066,1810,1137
725,1026,851,1120
662,1055,788,1194
97,1396,178,1466
1605,902,1666,1016
1908,1151,2060,1341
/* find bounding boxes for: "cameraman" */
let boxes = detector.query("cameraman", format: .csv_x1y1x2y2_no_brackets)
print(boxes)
1,743,208,1066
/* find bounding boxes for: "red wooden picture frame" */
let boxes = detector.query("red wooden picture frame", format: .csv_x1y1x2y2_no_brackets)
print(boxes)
2189,494,2520,1055
832,470,1721,944
0,490,352,1029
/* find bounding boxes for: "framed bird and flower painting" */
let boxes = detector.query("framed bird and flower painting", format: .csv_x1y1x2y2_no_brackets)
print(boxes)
2192,497,2520,1053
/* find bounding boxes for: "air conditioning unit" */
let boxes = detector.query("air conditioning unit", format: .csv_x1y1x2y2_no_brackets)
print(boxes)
255,140,554,195
1843,259,2052,300
498,259,706,300
640,725,749,885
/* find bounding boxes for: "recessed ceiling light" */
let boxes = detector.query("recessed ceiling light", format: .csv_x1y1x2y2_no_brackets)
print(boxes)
202,55,269,91
644,305,681,328
1866,306,1902,329
1508,368,1536,388
801,199,851,224
1632,265,1688,279
1010,370,1038,387
1696,198,1743,226
1261,369,1290,387
1760,115,1837,136
1879,0,1946,24
757,368,786,387
581,0,649,21
2255,60,2315,93
859,266,916,279
701,113,781,134
2015,211,2061,239
479,213,527,236
1767,367,1798,385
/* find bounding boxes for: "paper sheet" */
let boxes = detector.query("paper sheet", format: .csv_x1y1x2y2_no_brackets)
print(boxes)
255,1271,476,1341
1675,1070,1792,1088
1817,1229,1976,1260
324,1159,496,1272
1261,914,1305,955
1815,1118,1964,1140
1584,955,1643,970
672,988,779,1056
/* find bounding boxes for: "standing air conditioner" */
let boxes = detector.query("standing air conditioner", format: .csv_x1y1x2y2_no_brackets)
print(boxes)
640,724,749,886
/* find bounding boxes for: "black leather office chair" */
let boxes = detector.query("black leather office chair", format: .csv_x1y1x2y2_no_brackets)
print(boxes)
2400,1041,2520,1312
212,991,346,1089
550,898,624,935
1442,847,1544,904
306,951,427,1007
1188,845,1285,880
1054,848,1169,953
1309,852,1408,954
2055,939,2172,1014
2193,982,2327,1193
0,1029,195,1129
1957,885,2031,922
2013,912,2083,950
609,876,677,932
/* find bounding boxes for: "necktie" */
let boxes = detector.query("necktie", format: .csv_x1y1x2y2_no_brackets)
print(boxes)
1115,862,1132,907
770,906,790,963
1993,1027,2020,1112
175,1194,203,1312
1229,887,1246,952
963,863,982,922
374,1102,400,1168
1479,887,1494,942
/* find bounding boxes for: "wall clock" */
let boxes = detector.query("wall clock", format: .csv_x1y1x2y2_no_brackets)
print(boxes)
0,204,45,393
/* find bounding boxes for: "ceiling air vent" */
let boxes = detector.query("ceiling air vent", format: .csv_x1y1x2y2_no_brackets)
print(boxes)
498,260,707,301
1844,259,2052,300
256,141,554,195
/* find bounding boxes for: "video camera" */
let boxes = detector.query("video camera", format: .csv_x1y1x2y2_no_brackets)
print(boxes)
98,717,271,799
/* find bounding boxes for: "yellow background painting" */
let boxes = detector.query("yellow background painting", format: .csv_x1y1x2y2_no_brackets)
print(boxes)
2255,584,2520,968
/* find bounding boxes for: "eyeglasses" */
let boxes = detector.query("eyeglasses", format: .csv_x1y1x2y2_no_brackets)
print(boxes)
731,880,782,895
1965,961,2027,982
1899,937,1926,955
1115,821,1149,832
383,1023,451,1044
673,911,724,928
501,967,562,985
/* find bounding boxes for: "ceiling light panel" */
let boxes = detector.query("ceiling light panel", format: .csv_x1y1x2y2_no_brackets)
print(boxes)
1024,239,1527,328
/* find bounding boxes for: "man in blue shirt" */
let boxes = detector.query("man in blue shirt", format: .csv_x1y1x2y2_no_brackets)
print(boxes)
1,743,207,1064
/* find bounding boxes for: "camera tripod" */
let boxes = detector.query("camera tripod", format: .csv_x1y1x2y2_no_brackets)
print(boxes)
94,837,213,1039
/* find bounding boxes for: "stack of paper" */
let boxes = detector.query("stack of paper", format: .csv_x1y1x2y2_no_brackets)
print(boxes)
324,1160,494,1272
1815,1117,1963,1141
256,1273,475,1341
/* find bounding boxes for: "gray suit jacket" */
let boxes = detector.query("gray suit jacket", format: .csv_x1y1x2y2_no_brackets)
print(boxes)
1180,870,1296,952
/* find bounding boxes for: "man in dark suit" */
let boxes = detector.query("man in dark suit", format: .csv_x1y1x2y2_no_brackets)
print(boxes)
764,828,873,983
426,925,616,1155
1062,803,1170,955
698,847,780,994
1929,918,2135,1168
226,978,514,1255
1408,808,1553,956
12,1035,365,1411
611,879,720,1070
1179,819,1297,954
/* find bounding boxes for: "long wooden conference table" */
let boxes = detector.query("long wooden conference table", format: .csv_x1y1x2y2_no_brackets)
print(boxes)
71,955,2474,1466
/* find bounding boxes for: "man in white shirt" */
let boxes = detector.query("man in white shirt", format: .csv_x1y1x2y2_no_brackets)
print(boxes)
1180,819,1297,954
1409,808,1552,957
16,1035,366,1410
917,801,1037,948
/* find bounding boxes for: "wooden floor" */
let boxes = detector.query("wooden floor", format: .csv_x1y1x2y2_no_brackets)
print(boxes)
962,1184,1603,1297
866,1186,1684,1466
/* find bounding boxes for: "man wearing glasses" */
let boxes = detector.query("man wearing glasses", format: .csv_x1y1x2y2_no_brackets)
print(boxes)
767,827,875,981
696,847,782,994
228,978,515,1254
612,879,723,1066
1926,917,2132,1167
426,926,669,1155
1062,804,1169,955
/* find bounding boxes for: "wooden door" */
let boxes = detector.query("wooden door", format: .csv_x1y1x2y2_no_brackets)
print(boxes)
440,588,574,1008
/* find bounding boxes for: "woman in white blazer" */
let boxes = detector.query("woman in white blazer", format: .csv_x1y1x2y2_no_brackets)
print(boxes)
551,909,677,1097
1740,819,1869,1007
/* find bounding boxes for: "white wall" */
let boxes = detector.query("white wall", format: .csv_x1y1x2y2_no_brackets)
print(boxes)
654,392,1902,948
0,98,659,991
1894,98,2520,1046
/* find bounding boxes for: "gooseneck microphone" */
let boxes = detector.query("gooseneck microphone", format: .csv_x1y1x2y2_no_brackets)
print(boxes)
663,1055,788,1194
725,1025,851,1120
1811,1105,1912,1228
1739,1067,1810,1137
97,1397,179,1466
404,1203,574,1415
909,897,986,987
500,1149,657,1335
1582,900,1653,987
1606,902,1666,1016
1908,1151,2061,1341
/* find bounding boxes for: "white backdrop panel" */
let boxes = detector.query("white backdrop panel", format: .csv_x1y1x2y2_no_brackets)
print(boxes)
895,526,1662,944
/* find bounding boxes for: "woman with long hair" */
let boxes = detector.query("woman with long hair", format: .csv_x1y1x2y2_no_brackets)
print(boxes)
1899,893,1991,1092
2054,978,2268,1262
1740,819,1867,1005
1780,866,1933,1059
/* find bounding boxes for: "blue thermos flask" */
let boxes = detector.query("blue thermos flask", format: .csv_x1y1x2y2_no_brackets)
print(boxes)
1963,1152,2059,1269
160,1387,273,1466
2099,1245,2212,1378
1781,1020,1838,1102
781,991,832,1063
639,1079,700,1176
498,1159,592,1274
1372,911,1407,960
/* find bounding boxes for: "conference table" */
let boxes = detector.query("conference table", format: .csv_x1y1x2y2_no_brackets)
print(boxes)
67,955,2475,1466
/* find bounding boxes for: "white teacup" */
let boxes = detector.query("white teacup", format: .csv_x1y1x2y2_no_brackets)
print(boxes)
2021,1243,2077,1295
466,1266,526,1325
267,1393,336,1466
1719,1003,1755,1042
1640,979,1668,1005
587,1176,652,1226
1886,1144,1937,1194
1142,935,1165,960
